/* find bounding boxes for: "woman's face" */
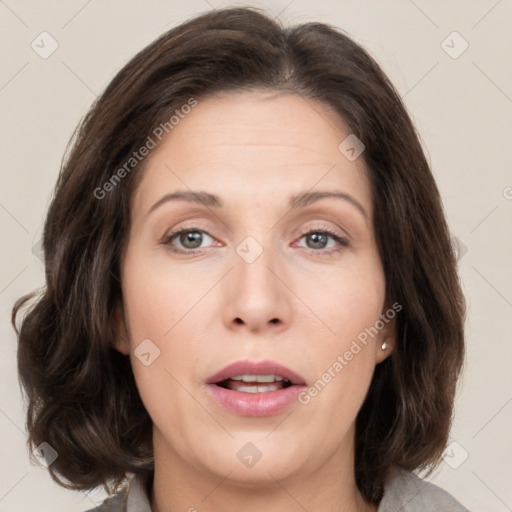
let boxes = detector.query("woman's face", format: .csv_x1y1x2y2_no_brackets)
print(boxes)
116,91,394,486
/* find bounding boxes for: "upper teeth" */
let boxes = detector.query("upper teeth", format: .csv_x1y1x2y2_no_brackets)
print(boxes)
229,374,286,383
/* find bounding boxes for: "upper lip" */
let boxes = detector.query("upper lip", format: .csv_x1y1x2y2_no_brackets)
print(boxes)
206,359,306,386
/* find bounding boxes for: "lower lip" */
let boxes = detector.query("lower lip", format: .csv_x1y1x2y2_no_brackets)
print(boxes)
206,383,306,417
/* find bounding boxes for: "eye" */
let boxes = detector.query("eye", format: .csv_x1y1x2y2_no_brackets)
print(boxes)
295,227,349,255
162,228,216,252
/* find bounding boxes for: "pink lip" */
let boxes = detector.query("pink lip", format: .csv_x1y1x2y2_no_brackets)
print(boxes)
205,359,307,417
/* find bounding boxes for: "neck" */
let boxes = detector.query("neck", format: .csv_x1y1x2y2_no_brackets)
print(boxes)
149,428,378,512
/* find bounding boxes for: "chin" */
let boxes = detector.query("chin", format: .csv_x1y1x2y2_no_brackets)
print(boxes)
194,434,310,486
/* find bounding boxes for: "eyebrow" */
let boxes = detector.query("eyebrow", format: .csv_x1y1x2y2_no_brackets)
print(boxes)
147,189,368,219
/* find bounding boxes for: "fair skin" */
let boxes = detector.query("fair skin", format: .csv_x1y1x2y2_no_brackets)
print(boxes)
115,91,395,512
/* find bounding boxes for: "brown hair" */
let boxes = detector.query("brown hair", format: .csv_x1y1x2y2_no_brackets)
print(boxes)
12,6,465,503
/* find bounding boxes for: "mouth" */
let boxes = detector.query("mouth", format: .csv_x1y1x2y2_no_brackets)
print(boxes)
206,359,306,389
215,374,295,393
205,360,307,416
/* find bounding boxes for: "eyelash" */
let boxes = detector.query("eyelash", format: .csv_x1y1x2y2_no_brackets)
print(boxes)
161,226,349,257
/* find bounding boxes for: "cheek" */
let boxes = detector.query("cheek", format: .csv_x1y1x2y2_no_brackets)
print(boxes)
296,253,385,408
121,245,205,343
304,251,386,345
120,245,210,421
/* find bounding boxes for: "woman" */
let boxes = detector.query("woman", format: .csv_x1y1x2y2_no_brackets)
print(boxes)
12,7,469,511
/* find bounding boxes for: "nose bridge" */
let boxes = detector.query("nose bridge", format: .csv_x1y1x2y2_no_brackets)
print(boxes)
231,202,278,272
234,231,280,301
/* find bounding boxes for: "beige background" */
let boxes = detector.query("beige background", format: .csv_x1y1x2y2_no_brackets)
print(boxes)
1,1,511,510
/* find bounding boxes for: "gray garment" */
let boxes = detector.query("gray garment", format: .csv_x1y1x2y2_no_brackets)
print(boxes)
84,467,469,511
376,467,469,511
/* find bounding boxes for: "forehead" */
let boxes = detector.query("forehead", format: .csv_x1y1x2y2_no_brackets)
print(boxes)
131,91,372,218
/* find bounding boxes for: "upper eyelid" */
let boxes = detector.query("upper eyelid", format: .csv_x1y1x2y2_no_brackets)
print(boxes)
153,204,362,233
163,223,347,238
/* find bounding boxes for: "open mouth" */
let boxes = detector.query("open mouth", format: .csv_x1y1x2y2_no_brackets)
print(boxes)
206,361,306,416
215,375,294,393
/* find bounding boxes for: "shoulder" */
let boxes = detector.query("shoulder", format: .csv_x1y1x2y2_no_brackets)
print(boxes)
82,473,151,512
377,467,470,511
82,491,128,512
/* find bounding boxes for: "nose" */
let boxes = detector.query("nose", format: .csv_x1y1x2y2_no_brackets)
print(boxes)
222,242,292,335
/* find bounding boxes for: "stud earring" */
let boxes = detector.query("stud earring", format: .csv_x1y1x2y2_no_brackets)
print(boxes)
381,341,388,350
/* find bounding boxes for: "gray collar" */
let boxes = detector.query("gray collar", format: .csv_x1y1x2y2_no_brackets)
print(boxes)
126,473,152,512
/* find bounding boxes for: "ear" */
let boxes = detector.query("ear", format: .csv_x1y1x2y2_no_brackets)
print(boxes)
373,303,398,365
112,303,131,355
